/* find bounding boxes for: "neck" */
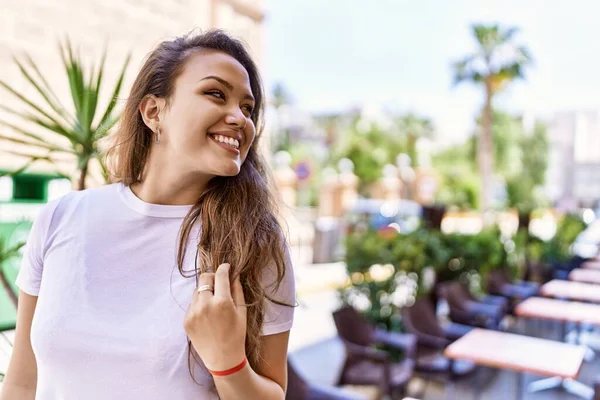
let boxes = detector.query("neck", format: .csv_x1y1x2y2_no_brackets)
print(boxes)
131,153,213,206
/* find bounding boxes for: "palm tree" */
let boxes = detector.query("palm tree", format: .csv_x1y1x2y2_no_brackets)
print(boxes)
453,24,532,212
0,40,130,189
0,239,24,307
395,113,434,167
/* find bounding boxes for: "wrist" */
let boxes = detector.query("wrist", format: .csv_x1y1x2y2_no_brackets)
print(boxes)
209,356,249,378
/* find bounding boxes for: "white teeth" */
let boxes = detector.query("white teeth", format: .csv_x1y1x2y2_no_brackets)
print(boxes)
212,134,239,149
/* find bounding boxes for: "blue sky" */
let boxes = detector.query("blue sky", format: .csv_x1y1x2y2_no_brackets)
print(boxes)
265,0,600,145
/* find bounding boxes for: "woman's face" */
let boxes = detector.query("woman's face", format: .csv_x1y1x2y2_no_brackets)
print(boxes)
158,50,257,177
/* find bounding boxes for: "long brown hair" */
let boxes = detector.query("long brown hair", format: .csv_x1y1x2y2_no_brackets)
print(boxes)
107,30,292,376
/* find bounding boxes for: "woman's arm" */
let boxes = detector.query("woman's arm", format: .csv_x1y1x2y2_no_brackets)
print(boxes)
0,291,38,400
185,263,292,400
212,330,290,400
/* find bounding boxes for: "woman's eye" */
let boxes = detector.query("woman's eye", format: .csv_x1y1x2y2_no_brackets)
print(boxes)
206,90,225,100
242,105,254,116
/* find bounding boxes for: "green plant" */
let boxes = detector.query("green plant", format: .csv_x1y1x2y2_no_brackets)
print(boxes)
393,113,434,167
0,40,131,189
332,119,407,193
533,214,586,264
435,166,481,210
505,121,549,213
0,238,25,381
340,225,511,328
453,24,532,212
0,238,25,304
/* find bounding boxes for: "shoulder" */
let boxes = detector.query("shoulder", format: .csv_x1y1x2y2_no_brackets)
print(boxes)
33,183,122,234
262,243,295,299
53,183,121,213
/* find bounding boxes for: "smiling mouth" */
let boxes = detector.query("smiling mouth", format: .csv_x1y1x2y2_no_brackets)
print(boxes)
208,134,240,153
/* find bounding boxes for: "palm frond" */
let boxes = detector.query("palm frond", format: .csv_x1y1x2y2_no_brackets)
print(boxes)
452,56,485,85
23,54,68,114
1,38,130,188
13,54,74,126
0,156,51,177
0,104,79,145
1,242,25,259
2,148,58,160
94,114,120,141
0,80,73,135
455,23,531,88
97,52,131,130
0,118,66,148
501,26,520,42
0,133,71,153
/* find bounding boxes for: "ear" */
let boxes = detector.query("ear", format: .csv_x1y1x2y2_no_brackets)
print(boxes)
139,95,165,132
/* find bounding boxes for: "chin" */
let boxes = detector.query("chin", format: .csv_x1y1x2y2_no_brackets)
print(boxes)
202,155,244,177
213,163,241,177
219,169,241,177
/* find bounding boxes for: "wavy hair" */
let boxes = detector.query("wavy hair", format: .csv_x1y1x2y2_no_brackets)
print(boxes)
107,29,292,378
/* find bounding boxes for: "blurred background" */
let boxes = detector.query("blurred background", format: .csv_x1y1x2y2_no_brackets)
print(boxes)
2,0,600,399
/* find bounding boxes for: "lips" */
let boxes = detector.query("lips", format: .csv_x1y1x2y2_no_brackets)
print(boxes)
208,134,241,154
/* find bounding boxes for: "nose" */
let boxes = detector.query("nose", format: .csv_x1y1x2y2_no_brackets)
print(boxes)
224,107,247,129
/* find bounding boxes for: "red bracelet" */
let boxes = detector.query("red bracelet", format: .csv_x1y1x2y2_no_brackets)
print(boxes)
208,357,248,377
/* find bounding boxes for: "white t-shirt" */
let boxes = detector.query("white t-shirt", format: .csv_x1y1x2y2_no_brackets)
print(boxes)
15,183,295,400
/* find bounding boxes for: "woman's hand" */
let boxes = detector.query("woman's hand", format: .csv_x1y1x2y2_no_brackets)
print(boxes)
184,263,247,371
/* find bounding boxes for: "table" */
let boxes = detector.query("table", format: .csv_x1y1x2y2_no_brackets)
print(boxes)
444,328,586,400
515,296,600,383
570,268,600,284
515,297,600,326
541,279,600,303
582,260,600,270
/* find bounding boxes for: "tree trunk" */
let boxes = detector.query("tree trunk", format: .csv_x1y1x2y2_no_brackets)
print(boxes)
479,84,494,216
407,134,417,167
0,269,18,307
78,160,89,190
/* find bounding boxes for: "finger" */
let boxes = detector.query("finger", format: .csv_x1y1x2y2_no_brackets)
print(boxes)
214,263,231,299
231,274,246,306
194,272,215,302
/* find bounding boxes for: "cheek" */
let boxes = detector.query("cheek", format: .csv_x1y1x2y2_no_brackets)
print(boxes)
245,125,257,148
171,97,223,134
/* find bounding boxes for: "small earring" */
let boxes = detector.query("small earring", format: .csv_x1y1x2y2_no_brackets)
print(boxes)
155,127,161,144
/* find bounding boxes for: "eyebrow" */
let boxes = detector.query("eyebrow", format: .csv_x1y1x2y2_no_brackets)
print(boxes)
199,76,255,102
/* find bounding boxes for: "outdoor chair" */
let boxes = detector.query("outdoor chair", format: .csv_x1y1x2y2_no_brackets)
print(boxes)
486,269,539,310
401,297,475,378
286,359,365,400
455,281,509,314
437,281,505,329
332,305,416,399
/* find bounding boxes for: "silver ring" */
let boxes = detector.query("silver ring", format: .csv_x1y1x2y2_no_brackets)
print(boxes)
197,284,214,294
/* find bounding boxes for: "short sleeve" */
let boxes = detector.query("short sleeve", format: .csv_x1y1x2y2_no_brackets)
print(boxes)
15,198,62,296
261,245,296,336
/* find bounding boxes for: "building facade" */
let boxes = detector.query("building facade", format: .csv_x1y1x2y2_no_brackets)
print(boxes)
545,109,600,209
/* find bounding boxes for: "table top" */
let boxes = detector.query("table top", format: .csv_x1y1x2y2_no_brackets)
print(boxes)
582,261,600,270
515,297,600,325
570,268,600,284
541,279,600,303
444,328,586,379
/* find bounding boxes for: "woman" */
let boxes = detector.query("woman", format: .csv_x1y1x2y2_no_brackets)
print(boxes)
0,30,295,400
